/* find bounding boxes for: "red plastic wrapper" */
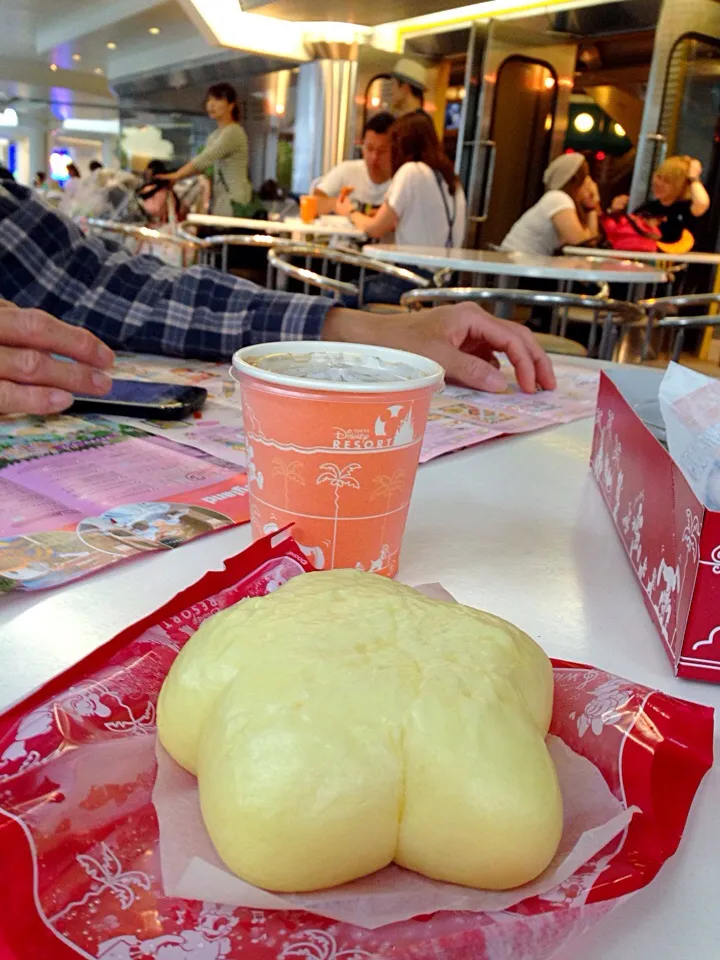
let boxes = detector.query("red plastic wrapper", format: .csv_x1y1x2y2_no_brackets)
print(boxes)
0,532,713,960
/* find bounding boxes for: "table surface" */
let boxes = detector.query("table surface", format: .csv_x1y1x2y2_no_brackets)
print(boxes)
366,244,668,284
0,372,717,959
187,212,366,239
564,245,720,266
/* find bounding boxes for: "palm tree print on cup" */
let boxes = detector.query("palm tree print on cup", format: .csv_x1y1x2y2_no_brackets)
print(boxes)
273,459,305,508
316,463,361,568
370,470,406,565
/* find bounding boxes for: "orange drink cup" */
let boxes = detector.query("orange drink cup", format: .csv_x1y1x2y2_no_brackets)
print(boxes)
232,342,444,577
299,194,318,224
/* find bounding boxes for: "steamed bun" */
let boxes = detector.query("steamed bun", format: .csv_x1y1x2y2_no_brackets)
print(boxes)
157,570,561,893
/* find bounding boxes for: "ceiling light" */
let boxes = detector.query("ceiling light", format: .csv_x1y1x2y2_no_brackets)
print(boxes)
573,112,595,133
149,26,161,34
106,41,117,50
72,53,81,62
94,67,103,75
50,63,58,71
63,117,121,134
544,76,556,89
275,104,286,115
613,122,626,137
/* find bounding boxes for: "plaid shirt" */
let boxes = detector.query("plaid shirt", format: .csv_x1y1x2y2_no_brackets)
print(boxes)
0,181,334,360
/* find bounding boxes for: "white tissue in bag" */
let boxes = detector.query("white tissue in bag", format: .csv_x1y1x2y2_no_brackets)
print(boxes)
658,362,720,508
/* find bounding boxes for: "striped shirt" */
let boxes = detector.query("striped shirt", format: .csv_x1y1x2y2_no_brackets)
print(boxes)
0,181,333,359
192,123,252,215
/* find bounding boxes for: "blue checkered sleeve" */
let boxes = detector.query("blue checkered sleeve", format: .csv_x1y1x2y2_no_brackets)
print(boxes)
0,182,334,360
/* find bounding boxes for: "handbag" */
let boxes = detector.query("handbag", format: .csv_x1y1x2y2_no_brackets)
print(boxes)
599,212,661,252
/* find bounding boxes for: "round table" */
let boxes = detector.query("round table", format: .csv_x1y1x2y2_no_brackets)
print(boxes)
0,394,716,959
188,212,366,241
563,245,720,267
365,244,668,286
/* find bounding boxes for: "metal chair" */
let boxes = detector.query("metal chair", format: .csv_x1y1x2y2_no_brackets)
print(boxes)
176,223,297,284
399,287,644,360
267,243,432,306
86,218,203,267
332,244,452,294
639,293,720,363
534,333,588,358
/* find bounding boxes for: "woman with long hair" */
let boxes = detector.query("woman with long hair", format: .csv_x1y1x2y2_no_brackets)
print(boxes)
159,82,251,216
611,155,710,250
501,153,600,255
338,112,466,248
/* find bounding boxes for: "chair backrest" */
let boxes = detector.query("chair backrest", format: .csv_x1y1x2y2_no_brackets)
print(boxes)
399,286,644,325
639,292,720,319
176,223,299,273
86,218,202,267
268,243,432,304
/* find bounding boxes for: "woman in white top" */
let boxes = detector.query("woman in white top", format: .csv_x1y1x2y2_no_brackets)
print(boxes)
338,112,466,248
338,113,466,303
501,153,600,256
160,83,251,216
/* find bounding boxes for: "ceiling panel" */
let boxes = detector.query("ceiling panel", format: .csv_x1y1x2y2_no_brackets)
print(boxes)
53,1,196,73
244,0,488,25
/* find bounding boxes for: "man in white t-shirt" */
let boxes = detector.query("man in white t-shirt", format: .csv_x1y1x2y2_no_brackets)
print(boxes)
314,113,394,215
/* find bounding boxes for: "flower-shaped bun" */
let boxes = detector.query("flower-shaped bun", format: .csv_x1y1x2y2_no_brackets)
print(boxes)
158,570,561,893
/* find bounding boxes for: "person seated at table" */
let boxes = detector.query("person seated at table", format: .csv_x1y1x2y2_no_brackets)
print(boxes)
0,177,555,416
501,153,600,256
137,159,178,225
609,156,710,251
337,113,466,303
314,113,395,216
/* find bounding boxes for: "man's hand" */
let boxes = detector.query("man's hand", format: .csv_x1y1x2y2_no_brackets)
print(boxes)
323,302,556,394
609,195,629,214
336,189,355,218
0,302,115,415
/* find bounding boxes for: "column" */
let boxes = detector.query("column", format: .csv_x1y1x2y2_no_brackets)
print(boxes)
292,42,358,196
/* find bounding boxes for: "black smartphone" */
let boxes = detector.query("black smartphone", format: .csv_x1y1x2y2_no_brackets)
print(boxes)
69,379,208,420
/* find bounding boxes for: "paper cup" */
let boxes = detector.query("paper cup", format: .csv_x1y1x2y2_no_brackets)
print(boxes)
232,342,444,577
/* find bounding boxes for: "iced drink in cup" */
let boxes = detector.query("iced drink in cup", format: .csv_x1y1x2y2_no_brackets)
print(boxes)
299,195,318,223
232,342,444,576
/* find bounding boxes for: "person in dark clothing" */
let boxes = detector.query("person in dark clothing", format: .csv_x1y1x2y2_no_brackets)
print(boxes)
610,155,710,248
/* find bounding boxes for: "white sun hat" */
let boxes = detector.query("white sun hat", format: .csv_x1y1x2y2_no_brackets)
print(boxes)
392,58,428,91
543,152,585,191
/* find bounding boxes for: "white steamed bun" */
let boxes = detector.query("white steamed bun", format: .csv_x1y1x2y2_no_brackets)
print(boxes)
157,570,561,893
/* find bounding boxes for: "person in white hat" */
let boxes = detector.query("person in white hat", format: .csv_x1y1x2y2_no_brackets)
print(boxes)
390,58,429,117
501,152,600,256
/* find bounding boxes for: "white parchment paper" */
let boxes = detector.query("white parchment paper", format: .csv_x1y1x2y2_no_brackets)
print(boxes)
152,582,635,929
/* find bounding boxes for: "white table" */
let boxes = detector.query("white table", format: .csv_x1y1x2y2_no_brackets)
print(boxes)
366,244,668,286
188,212,366,241
0,381,717,959
564,245,720,267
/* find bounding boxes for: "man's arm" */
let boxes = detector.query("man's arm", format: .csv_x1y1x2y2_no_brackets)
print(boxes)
0,182,556,412
0,182,332,359
313,164,348,214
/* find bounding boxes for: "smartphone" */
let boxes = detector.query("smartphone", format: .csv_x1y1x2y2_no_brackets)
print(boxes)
69,379,208,420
